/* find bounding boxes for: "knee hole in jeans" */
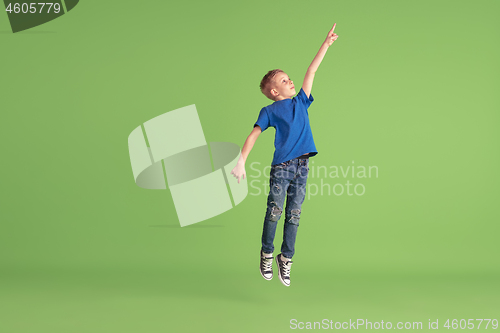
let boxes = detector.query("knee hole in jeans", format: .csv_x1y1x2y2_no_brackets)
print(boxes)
269,203,282,222
286,209,301,225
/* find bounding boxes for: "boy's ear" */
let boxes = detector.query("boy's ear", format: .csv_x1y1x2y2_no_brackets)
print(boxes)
270,88,278,97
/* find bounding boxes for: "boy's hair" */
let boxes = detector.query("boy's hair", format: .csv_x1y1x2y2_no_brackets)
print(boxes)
260,69,284,100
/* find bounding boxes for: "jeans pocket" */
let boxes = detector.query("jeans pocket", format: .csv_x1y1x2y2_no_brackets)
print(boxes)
297,159,309,176
298,158,309,169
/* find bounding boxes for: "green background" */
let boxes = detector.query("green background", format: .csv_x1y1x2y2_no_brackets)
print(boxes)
1,0,499,332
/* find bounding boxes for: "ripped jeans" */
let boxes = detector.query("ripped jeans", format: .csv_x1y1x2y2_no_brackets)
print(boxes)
261,156,309,259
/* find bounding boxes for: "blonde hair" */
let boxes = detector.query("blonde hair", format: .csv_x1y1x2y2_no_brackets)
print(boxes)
259,69,284,100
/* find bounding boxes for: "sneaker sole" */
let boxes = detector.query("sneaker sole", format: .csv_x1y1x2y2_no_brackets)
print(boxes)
275,255,290,287
260,268,272,280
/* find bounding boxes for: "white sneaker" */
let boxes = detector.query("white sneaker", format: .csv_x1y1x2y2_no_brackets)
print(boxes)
276,253,293,287
260,250,273,280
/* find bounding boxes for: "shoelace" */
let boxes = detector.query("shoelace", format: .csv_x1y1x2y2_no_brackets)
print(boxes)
261,257,273,272
281,260,293,278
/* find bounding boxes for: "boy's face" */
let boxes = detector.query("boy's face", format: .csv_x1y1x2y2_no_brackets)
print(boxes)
271,72,296,100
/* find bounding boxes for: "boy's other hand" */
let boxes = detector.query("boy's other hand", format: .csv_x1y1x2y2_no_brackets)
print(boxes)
324,23,338,46
231,162,246,184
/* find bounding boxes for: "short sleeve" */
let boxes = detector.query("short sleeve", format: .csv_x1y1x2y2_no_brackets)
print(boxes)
295,88,314,108
254,107,270,132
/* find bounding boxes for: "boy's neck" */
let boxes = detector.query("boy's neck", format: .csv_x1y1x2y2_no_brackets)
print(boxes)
274,96,292,102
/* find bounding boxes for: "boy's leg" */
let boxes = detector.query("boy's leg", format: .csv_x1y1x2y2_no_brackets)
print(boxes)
281,158,309,259
261,162,294,254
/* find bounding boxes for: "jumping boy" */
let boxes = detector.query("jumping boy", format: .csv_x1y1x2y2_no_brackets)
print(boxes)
231,23,339,286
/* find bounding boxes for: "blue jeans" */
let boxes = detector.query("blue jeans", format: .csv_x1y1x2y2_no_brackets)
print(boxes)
261,156,309,259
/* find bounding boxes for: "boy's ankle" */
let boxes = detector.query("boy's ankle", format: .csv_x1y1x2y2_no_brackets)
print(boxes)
281,254,292,262
262,251,273,258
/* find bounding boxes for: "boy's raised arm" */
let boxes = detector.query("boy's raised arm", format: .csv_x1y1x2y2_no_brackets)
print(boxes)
302,23,338,98
231,125,262,183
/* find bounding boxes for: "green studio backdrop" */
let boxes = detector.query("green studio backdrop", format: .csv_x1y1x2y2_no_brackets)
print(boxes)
1,0,499,332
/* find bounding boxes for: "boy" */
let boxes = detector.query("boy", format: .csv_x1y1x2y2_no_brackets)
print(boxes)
231,24,338,286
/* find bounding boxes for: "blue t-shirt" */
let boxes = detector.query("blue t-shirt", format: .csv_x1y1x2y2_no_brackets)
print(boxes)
254,88,318,165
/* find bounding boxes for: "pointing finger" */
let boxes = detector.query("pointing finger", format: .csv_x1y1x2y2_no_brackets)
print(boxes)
330,23,336,33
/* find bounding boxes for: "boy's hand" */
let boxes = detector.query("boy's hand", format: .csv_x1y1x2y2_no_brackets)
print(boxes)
230,161,246,184
324,23,338,46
